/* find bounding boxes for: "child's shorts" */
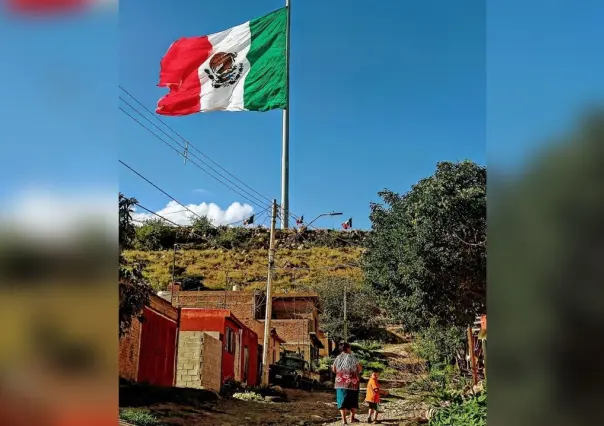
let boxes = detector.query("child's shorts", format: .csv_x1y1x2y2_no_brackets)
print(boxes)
367,402,378,410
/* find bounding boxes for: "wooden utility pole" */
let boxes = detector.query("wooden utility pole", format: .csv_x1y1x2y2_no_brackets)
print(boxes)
261,200,278,386
468,326,478,386
343,284,348,342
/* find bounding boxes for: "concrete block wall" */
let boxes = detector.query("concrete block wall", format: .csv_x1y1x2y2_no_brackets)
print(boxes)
176,331,222,392
176,331,203,389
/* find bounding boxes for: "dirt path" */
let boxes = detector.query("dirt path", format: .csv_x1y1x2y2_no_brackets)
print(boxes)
120,343,430,425
139,388,339,425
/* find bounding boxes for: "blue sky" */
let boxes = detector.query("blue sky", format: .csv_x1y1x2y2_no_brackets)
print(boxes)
0,0,602,230
119,0,486,229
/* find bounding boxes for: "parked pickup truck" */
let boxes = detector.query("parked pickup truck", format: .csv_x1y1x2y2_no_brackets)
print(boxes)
268,355,320,390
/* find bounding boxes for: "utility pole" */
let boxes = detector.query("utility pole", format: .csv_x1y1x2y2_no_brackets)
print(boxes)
262,200,278,385
343,284,348,342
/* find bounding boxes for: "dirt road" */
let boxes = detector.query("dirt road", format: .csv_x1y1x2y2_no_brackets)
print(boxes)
120,343,428,425
120,386,426,425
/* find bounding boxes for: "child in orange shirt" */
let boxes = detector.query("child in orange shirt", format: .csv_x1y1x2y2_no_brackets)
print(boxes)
365,369,388,423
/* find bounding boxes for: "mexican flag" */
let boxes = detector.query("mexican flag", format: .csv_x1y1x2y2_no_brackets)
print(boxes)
243,215,255,226
157,8,288,116
342,218,352,230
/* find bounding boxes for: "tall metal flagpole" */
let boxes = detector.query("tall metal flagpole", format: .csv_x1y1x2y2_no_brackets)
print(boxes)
280,0,291,229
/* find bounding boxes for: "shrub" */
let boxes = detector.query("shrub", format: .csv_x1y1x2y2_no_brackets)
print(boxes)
360,360,387,372
414,322,466,365
380,367,398,379
216,227,252,249
135,219,175,251
354,340,384,351
119,408,160,426
429,388,487,426
317,356,334,373
220,378,245,396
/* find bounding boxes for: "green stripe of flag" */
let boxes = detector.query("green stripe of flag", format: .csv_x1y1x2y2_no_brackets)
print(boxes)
243,7,288,111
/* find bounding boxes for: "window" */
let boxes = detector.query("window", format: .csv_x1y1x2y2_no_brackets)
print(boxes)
226,327,235,353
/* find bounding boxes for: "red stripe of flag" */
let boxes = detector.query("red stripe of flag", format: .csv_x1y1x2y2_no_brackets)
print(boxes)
6,0,87,14
156,36,212,116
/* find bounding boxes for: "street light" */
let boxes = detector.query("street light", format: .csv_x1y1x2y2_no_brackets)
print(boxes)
172,243,180,285
303,211,343,229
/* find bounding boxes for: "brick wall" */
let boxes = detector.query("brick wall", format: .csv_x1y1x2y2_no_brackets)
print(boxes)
318,332,331,357
268,319,319,361
269,319,309,344
175,331,222,392
200,333,222,391
272,298,318,320
173,290,260,323
148,294,179,321
119,317,141,382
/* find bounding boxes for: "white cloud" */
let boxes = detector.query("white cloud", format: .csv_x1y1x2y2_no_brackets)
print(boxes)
132,200,253,226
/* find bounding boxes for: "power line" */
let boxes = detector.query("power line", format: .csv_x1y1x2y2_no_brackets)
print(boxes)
119,94,272,209
121,159,269,229
118,86,309,228
133,203,203,240
120,105,269,209
120,159,207,222
120,86,274,205
119,86,363,241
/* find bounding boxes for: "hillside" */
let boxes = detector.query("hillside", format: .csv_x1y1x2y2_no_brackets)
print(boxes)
125,246,364,292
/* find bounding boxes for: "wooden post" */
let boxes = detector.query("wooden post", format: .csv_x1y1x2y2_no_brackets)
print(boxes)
343,285,348,342
468,326,478,386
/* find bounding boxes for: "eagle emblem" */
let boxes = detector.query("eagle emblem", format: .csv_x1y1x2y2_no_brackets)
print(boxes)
204,52,244,89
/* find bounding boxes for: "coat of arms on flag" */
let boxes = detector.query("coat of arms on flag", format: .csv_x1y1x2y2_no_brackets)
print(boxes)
243,215,255,226
296,216,304,226
341,217,352,230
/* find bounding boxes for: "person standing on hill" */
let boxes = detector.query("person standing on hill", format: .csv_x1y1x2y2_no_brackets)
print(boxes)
332,342,363,424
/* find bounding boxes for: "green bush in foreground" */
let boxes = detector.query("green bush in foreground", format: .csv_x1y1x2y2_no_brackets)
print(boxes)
429,391,487,426
119,408,160,426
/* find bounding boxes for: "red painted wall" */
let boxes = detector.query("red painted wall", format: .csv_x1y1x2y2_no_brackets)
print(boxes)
180,309,258,387
137,307,177,387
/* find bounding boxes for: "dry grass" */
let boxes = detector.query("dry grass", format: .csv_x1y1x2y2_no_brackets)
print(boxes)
124,247,363,291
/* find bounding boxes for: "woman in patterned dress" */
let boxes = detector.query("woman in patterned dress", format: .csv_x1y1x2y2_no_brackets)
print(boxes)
332,342,363,424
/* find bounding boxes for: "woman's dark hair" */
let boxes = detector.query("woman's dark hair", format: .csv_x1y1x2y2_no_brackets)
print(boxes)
340,342,351,353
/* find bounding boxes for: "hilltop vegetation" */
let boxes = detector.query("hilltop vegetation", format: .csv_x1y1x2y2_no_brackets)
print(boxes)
124,246,363,292
124,218,367,291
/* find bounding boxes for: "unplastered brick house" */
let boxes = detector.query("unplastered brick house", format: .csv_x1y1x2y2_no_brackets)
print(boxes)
168,284,329,365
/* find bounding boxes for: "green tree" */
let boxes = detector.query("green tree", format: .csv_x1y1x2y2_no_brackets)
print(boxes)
315,276,384,343
119,193,138,250
191,215,218,238
364,160,486,332
119,193,153,338
134,218,176,251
